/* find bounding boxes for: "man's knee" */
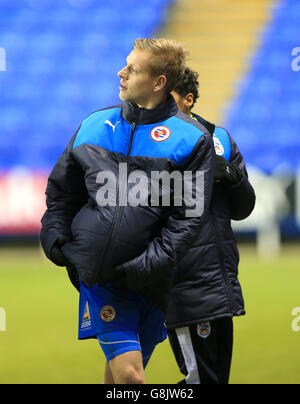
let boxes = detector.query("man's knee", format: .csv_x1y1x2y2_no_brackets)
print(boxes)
109,351,145,384
117,365,145,384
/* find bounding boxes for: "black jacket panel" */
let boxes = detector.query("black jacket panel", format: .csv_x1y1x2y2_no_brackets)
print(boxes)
166,116,255,327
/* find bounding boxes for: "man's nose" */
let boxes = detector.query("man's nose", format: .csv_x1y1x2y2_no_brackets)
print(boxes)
118,67,127,79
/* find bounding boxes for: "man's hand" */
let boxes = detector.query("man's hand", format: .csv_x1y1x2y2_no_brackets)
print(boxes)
214,155,243,185
50,236,71,267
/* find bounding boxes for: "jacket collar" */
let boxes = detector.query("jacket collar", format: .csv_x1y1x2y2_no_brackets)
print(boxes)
121,94,178,125
191,112,215,136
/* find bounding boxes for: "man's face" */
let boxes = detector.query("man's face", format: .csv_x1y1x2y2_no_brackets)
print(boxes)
118,49,158,108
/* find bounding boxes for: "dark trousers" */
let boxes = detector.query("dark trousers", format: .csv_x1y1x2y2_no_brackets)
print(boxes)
168,318,233,384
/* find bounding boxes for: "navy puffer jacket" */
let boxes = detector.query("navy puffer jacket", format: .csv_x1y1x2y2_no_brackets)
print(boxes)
40,96,215,312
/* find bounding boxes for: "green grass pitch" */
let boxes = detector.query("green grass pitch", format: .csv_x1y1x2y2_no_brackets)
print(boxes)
0,244,299,384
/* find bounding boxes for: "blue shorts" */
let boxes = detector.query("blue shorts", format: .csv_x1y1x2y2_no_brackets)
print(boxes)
78,282,167,368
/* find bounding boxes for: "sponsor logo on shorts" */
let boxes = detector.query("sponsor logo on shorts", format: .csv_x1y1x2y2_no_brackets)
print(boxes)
81,302,92,329
100,305,116,322
197,322,211,339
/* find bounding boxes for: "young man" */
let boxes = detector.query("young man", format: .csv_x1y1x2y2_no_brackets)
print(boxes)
40,40,215,384
167,67,256,384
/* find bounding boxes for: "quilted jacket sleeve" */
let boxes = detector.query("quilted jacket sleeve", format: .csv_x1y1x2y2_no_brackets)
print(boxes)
226,133,256,221
40,130,88,262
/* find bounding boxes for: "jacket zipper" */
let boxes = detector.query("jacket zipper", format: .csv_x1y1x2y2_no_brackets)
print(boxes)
95,122,137,284
108,122,136,242
127,122,137,156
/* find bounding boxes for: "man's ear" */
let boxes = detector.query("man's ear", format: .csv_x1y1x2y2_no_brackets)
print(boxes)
153,75,167,92
184,93,194,110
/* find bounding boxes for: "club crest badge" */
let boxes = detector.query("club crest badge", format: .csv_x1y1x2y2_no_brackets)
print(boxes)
213,137,225,156
197,322,211,339
100,305,116,322
150,126,171,142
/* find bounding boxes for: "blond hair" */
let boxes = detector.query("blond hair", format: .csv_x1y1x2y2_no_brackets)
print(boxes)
133,38,189,94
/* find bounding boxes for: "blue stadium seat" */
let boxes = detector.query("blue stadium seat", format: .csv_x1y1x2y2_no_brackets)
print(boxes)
224,0,300,174
0,0,174,170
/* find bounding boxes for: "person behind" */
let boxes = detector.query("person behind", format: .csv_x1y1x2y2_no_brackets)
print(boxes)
40,41,216,384
167,67,256,384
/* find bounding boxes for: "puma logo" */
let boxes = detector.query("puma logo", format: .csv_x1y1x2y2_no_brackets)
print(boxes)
105,120,120,132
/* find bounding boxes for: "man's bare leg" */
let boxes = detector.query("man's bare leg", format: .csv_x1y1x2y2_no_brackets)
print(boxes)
108,351,145,384
104,362,115,384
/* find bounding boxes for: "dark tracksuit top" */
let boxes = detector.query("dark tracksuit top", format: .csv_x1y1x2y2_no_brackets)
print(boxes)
40,96,216,312
166,112,256,328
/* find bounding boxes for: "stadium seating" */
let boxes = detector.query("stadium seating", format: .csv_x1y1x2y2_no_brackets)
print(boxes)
2,0,298,175
224,0,300,174
161,0,299,175
0,0,173,170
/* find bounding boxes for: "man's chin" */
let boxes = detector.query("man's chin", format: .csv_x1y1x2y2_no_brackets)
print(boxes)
119,92,133,103
119,91,128,102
